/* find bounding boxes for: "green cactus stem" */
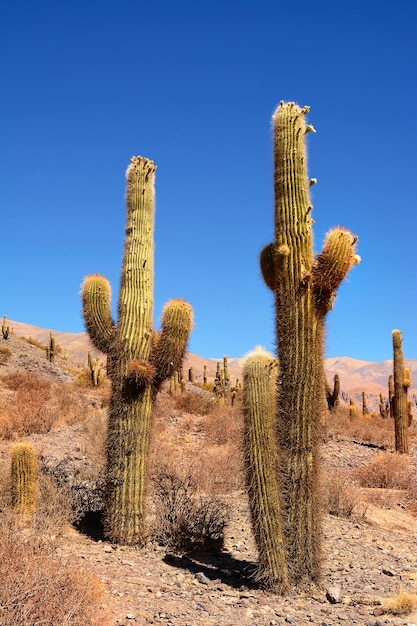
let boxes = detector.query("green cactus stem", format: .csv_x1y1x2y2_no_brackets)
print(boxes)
325,374,340,412
242,348,288,591
259,101,359,585
391,330,411,454
2,315,10,339
81,156,193,544
11,442,37,515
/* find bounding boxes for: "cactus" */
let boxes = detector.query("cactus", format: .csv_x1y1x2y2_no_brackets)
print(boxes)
2,315,10,339
362,391,369,415
379,393,389,419
188,366,194,383
11,442,37,515
257,101,359,585
46,330,55,363
391,330,411,454
88,351,103,386
242,348,288,591
81,156,193,544
349,398,357,420
203,365,207,385
325,374,340,412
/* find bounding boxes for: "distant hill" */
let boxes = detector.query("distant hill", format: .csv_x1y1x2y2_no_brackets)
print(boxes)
7,319,417,414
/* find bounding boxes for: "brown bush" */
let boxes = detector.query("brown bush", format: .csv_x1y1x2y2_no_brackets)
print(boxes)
151,465,229,554
322,467,367,519
326,408,394,448
0,371,91,438
0,513,107,626
381,591,417,616
0,345,12,364
354,451,411,489
174,390,217,416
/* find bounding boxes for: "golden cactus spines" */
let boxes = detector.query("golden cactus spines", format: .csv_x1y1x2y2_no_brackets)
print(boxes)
11,442,37,515
257,101,359,585
242,348,288,591
81,156,193,544
391,330,411,454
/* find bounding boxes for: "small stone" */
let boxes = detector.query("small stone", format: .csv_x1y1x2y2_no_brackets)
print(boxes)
326,585,343,604
373,607,384,616
195,572,210,584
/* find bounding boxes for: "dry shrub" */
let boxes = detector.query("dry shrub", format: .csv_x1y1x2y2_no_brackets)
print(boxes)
381,591,417,616
0,345,12,364
151,465,229,554
326,408,394,448
354,451,411,489
174,390,217,416
0,371,90,438
322,467,367,519
0,513,106,626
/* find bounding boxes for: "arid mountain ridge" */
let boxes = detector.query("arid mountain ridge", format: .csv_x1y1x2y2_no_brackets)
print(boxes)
7,319,417,412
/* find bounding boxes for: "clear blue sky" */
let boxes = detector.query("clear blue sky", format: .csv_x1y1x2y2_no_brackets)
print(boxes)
2,0,416,362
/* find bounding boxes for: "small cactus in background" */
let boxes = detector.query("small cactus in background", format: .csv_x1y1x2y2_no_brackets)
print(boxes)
349,398,357,420
88,351,104,386
11,442,37,515
391,330,412,454
362,391,369,416
46,331,55,363
81,156,193,544
188,367,194,383
242,348,288,591
379,393,389,419
257,101,359,586
203,365,207,385
325,374,340,412
2,315,10,339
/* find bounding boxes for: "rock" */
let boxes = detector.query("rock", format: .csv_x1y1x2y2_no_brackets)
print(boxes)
326,585,343,604
195,572,211,584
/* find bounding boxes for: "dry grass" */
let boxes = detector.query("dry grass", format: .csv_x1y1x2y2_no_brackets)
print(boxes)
150,394,244,495
326,408,395,448
0,371,91,438
381,591,417,616
322,467,367,519
0,456,108,626
354,451,411,489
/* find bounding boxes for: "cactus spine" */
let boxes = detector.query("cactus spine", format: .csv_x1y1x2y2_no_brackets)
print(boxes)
81,156,193,544
256,101,359,586
391,330,411,454
242,348,288,591
11,442,37,515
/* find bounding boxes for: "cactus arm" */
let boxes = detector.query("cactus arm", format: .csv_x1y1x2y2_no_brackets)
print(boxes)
151,299,193,390
81,274,115,354
242,348,288,591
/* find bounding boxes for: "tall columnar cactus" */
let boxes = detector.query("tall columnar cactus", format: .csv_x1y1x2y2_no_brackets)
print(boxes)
256,101,359,585
242,348,288,591
46,331,55,363
11,442,37,515
81,156,193,544
325,374,340,412
391,330,412,454
362,391,369,416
